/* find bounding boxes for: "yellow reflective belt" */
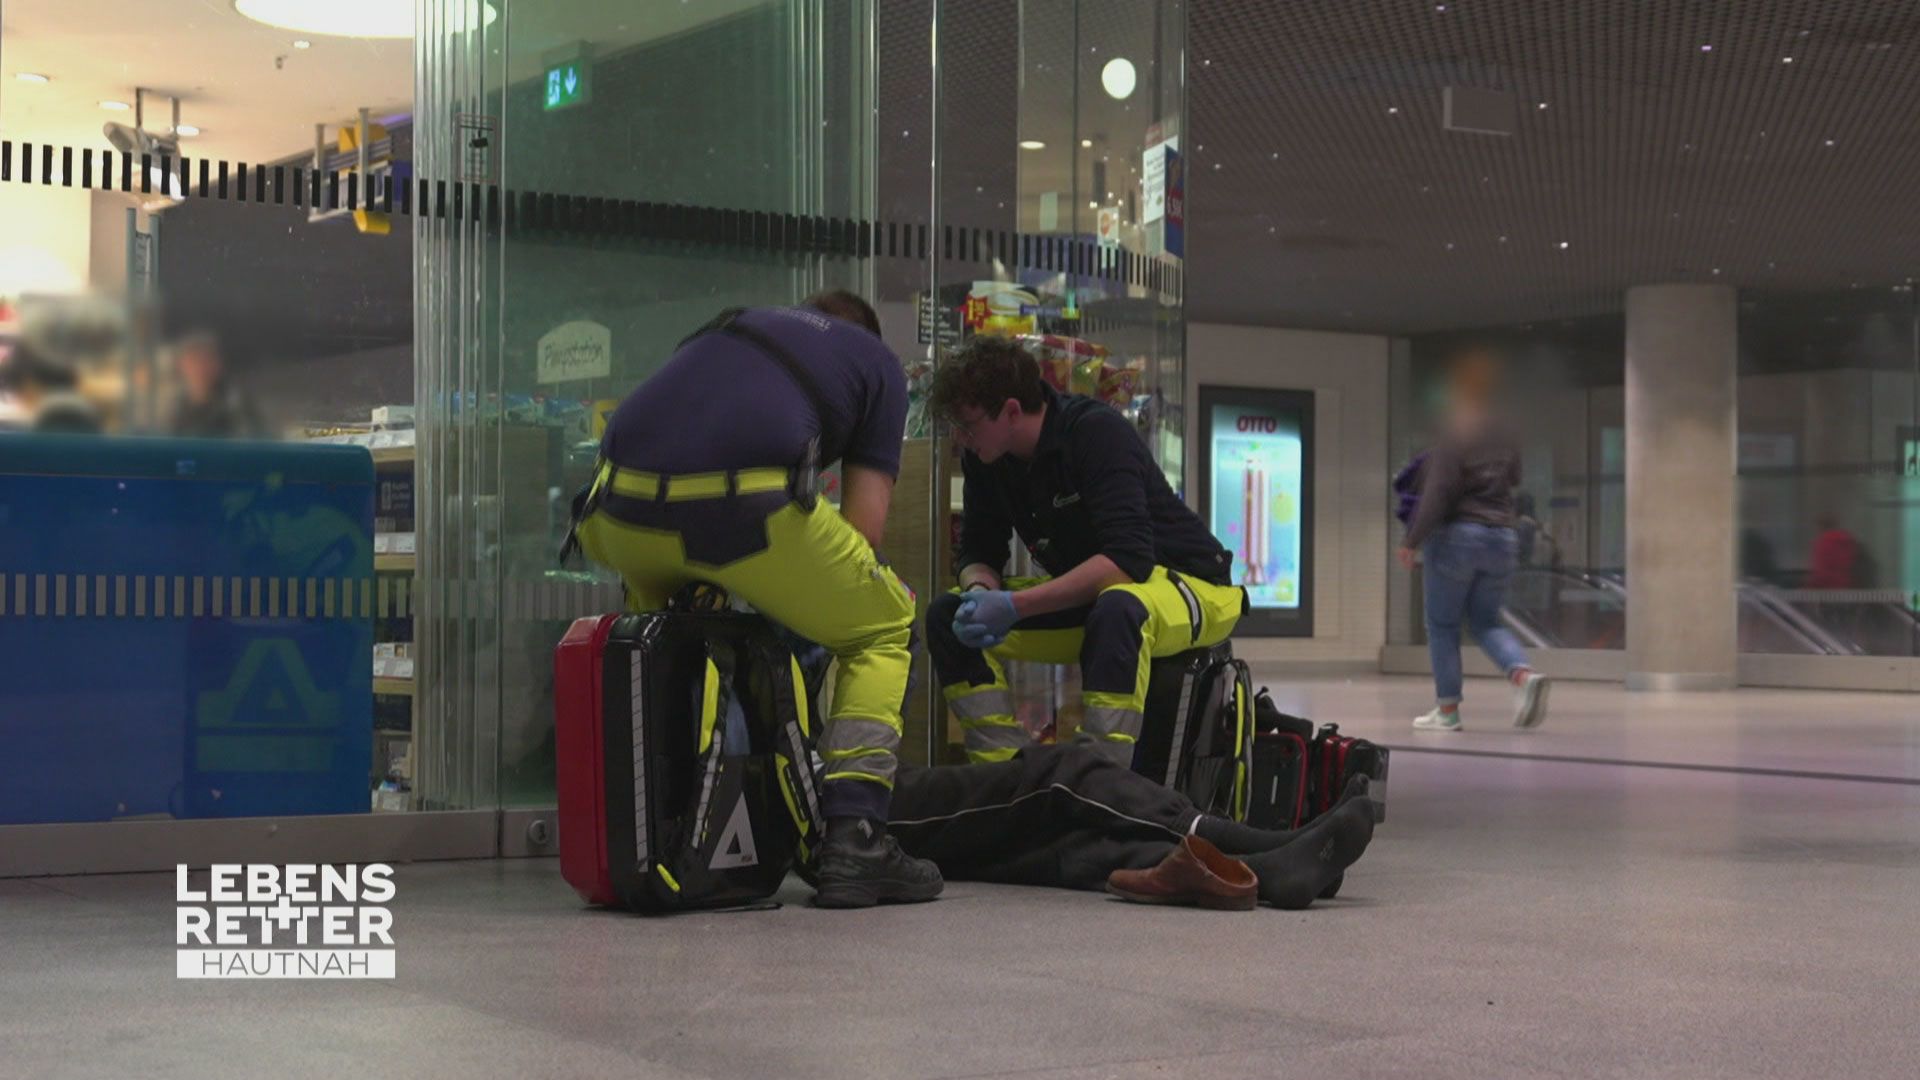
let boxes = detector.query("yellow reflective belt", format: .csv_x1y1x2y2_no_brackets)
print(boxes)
607,467,789,502
655,865,681,892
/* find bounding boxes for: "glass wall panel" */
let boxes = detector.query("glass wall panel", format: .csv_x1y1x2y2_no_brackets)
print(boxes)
1735,288,1920,657
929,0,1187,758
1388,319,1627,651
0,0,419,821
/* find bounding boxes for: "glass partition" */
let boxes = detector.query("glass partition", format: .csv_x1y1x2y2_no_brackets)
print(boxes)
928,0,1187,758
0,0,1185,850
1735,288,1920,657
1387,318,1627,650
0,0,420,824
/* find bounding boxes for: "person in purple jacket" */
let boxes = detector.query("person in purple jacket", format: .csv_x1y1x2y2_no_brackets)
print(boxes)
1397,351,1550,732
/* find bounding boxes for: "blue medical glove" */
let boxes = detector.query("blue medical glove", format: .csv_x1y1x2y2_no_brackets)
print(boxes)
953,619,1004,650
954,590,1020,643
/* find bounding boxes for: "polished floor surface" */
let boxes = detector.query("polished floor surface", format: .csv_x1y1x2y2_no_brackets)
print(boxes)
5,675,1917,1079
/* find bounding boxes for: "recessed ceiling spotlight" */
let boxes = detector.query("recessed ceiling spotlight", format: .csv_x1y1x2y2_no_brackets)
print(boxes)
176,124,201,136
1444,242,1455,251
1537,102,1549,110
15,72,49,84
1700,44,1714,53
1088,201,1098,209
1498,235,1509,243
1387,106,1400,114
1557,241,1570,250
1435,3,1447,10
1712,268,1722,275
100,100,131,111
1080,138,1092,148
1018,140,1045,150
293,39,312,49
1825,138,1837,147
1781,56,1794,64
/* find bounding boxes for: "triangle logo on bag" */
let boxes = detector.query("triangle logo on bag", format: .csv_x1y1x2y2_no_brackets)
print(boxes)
708,794,759,870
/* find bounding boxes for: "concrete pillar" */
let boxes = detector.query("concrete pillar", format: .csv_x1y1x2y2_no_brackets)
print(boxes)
1625,284,1738,690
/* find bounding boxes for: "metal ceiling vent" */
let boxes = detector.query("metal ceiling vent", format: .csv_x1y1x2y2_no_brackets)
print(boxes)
1443,86,1516,135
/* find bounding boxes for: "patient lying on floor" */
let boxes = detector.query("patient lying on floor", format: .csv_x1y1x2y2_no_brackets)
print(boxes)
876,744,1376,911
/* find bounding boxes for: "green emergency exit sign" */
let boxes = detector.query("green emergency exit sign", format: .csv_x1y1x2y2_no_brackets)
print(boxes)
544,60,590,110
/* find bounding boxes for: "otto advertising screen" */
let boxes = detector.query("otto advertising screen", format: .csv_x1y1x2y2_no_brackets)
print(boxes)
1209,403,1306,610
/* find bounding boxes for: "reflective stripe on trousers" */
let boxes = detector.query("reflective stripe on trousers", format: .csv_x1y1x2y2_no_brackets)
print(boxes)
946,688,1028,763
928,568,1245,766
819,714,904,789
1076,700,1144,766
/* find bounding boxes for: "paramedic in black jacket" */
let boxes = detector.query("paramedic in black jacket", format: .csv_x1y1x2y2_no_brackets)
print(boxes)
925,336,1248,766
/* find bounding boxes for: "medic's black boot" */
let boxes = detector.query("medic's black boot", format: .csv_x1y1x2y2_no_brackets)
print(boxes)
812,817,945,909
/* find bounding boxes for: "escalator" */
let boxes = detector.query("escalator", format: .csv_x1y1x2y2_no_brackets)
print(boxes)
1494,569,1862,654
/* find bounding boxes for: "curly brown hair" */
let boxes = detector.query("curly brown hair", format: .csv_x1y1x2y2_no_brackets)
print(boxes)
927,335,1046,424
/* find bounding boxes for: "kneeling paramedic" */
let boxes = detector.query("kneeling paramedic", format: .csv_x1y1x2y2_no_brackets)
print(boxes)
926,336,1247,767
570,292,942,908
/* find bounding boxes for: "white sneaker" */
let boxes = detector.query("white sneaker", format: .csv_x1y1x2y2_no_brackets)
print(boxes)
1412,708,1461,732
1512,671,1551,729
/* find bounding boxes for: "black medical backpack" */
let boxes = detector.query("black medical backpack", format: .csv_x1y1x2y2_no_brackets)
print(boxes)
1133,643,1255,822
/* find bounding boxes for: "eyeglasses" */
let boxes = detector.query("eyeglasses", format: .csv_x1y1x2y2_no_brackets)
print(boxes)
946,409,998,441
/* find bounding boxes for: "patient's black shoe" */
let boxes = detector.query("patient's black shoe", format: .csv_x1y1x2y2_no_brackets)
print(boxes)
813,817,944,909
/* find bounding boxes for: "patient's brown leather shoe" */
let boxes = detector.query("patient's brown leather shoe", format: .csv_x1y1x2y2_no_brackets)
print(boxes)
1105,835,1257,911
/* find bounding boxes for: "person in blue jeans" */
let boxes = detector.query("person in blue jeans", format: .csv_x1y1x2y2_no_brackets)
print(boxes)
1397,352,1550,731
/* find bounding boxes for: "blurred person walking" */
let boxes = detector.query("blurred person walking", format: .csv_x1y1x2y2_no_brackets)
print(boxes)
0,342,102,434
169,333,262,439
1805,514,1862,589
1397,350,1549,731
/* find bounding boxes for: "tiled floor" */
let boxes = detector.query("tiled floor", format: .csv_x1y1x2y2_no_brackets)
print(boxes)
4,675,1917,1079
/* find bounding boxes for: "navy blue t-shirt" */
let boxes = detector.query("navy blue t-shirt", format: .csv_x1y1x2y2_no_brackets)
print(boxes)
601,307,907,477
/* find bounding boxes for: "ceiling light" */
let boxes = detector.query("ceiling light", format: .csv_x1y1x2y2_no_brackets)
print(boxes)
1700,44,1714,52
233,0,495,39
1088,201,1098,209
1557,241,1570,250
100,100,131,111
1018,140,1045,150
1080,138,1092,148
1537,102,1549,110
1782,56,1794,64
1387,106,1400,114
15,72,49,84
293,39,312,50
176,124,201,136
1825,139,1836,147
1100,57,1137,100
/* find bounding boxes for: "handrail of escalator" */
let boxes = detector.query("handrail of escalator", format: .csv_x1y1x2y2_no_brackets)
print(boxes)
1737,585,1852,655
1498,607,1559,650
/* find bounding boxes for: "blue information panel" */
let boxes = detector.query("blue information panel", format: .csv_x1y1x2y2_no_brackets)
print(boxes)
0,435,375,824
1198,387,1315,637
